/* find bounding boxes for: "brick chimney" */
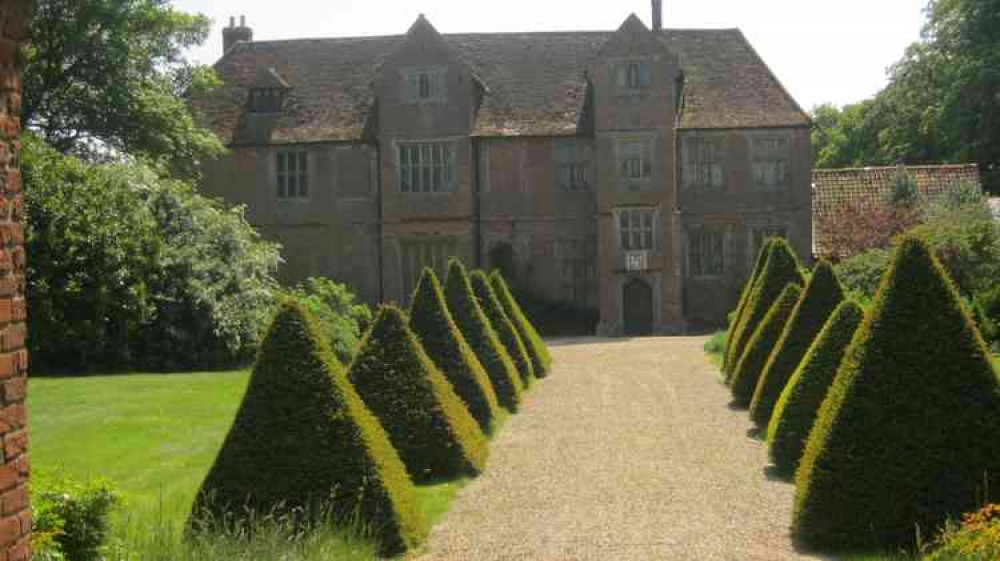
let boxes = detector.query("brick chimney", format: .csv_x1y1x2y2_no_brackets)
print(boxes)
652,0,663,31
222,15,253,55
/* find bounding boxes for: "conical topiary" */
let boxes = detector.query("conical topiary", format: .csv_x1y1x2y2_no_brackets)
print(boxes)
490,271,552,377
409,268,502,434
725,238,775,373
767,300,864,477
729,284,802,408
749,261,844,428
189,301,426,556
445,260,523,412
726,239,805,383
470,270,534,387
348,305,489,482
793,236,1000,551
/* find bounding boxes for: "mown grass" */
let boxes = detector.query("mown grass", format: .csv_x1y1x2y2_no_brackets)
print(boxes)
29,371,468,559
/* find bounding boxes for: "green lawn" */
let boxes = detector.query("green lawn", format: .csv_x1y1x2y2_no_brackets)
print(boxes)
29,371,466,559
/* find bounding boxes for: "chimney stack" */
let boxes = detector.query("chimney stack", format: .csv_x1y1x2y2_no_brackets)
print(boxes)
222,14,253,56
652,0,663,31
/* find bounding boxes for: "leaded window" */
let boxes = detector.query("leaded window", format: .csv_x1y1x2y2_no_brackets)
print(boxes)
691,137,724,189
277,151,308,199
402,67,446,102
619,208,655,251
249,88,283,113
555,140,590,191
688,226,726,278
752,137,790,190
618,139,653,182
398,142,456,193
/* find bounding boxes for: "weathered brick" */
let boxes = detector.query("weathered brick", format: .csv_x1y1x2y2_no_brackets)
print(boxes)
0,515,18,547
1,488,26,516
0,465,16,496
7,537,27,561
1,431,24,460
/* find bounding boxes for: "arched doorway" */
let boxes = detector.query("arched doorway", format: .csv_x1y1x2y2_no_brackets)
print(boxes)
623,278,653,336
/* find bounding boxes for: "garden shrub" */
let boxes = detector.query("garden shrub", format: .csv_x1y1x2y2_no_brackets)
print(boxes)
924,503,1000,561
749,261,844,429
278,277,372,365
724,238,774,373
409,268,501,434
766,300,864,477
189,301,426,557
23,134,279,373
489,271,552,376
471,271,534,386
445,260,523,412
729,284,802,408
793,236,1000,552
348,305,489,481
725,240,805,382
32,471,121,561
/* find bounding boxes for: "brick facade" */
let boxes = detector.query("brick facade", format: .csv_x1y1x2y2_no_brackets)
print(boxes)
0,1,31,559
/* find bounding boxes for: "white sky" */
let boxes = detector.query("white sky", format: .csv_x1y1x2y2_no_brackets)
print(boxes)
174,0,928,111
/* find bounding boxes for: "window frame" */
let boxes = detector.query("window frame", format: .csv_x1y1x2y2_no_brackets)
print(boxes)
751,136,791,191
276,150,309,200
249,88,283,114
616,137,654,188
617,207,657,251
401,66,447,103
686,225,727,279
396,141,457,194
554,139,591,192
688,136,724,190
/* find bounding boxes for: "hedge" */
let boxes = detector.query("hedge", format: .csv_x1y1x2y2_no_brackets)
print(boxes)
408,268,501,434
490,271,552,376
348,306,488,482
749,261,844,429
793,236,1000,551
189,301,426,556
729,284,802,408
725,238,775,373
471,271,535,387
766,300,864,477
725,239,804,383
445,260,523,412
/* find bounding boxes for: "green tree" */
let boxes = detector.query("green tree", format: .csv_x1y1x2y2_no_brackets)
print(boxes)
278,277,372,365
24,0,223,176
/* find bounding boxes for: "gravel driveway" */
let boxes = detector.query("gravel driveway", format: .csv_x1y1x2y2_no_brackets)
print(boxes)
412,335,830,560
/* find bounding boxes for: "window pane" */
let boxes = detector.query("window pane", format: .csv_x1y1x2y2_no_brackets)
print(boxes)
299,152,307,172
639,62,652,87
277,175,286,198
287,174,297,195
299,171,308,197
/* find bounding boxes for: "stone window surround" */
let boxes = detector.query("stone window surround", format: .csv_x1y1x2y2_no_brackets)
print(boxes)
615,205,659,252
685,134,725,190
747,222,789,269
395,139,458,194
554,138,591,192
248,87,283,114
751,134,791,190
613,133,656,189
685,223,729,280
400,65,448,104
275,150,309,200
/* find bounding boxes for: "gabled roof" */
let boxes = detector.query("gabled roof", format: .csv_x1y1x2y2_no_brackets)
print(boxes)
811,164,983,255
192,26,810,145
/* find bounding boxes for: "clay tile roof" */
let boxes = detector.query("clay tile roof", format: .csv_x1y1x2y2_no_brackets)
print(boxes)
191,27,809,145
811,164,982,255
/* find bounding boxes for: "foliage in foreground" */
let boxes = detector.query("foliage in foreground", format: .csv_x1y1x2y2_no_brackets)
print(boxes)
750,261,844,429
23,135,279,372
767,300,865,477
409,268,501,434
190,302,426,556
471,271,534,387
490,271,552,376
725,239,805,382
348,306,489,482
278,277,372,365
445,260,523,412
729,284,802,408
924,504,1000,561
32,471,122,561
793,236,1000,552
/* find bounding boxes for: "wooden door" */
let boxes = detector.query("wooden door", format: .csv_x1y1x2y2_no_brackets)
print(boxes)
623,278,653,336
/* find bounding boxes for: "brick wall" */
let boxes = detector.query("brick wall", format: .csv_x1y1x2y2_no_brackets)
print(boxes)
0,1,31,560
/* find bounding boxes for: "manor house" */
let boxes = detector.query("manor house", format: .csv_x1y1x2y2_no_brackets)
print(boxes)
192,2,812,335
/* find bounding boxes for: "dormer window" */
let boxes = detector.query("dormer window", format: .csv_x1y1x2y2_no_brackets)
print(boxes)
615,61,652,91
249,88,283,114
402,67,446,103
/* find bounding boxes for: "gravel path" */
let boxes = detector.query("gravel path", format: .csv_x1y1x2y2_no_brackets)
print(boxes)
412,335,830,560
